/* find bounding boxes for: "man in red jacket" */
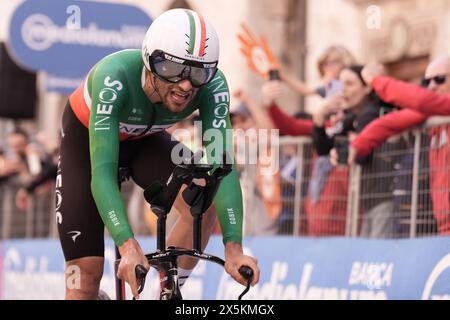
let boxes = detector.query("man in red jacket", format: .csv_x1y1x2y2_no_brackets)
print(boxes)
349,56,450,235
360,58,450,115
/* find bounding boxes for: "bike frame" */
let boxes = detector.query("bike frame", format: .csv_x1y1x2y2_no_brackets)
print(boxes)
113,152,252,300
114,211,226,300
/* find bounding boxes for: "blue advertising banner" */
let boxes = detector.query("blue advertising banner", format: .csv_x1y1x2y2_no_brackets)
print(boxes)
7,0,152,94
0,236,449,300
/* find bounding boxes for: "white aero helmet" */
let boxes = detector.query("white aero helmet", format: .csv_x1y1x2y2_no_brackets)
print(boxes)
142,9,220,87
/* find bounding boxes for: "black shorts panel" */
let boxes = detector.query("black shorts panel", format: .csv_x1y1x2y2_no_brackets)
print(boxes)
57,104,105,261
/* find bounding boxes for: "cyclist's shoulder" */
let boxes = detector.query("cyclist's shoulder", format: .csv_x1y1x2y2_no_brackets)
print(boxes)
208,68,227,87
98,49,141,67
90,49,142,79
197,68,229,98
214,68,226,79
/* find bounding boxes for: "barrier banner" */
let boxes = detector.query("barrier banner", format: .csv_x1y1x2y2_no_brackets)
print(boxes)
0,237,449,300
7,0,152,94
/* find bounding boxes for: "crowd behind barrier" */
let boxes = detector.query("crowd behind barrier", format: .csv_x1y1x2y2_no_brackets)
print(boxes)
0,35,449,245
1,119,449,240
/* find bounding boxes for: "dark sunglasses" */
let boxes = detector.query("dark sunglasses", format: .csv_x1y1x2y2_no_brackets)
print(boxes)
421,74,448,87
149,50,218,88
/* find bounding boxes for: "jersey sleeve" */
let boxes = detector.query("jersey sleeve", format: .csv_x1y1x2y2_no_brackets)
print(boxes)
351,108,428,157
267,102,313,136
372,76,450,115
88,62,133,247
198,70,243,245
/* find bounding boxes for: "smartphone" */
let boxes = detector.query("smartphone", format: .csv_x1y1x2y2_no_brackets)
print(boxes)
337,144,349,165
334,138,349,165
268,69,280,81
327,80,343,97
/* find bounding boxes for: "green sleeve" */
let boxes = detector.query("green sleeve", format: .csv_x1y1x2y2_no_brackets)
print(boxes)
88,63,133,247
198,70,243,245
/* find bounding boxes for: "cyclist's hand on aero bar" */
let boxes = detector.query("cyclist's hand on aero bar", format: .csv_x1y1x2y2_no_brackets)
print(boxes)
224,242,260,286
117,238,150,299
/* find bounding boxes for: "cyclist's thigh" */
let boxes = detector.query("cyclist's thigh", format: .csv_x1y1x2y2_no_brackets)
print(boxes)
130,131,192,188
57,103,105,261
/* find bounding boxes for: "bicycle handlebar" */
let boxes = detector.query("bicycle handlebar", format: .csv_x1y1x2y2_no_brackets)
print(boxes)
135,264,148,296
127,250,254,300
238,265,254,281
238,265,254,300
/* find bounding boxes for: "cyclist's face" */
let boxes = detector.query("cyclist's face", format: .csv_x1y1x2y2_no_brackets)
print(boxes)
146,72,199,113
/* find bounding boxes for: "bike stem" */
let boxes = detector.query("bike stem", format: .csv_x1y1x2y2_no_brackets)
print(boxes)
192,214,202,252
156,212,167,252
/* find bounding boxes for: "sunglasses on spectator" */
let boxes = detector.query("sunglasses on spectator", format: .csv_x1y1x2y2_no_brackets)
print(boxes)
421,74,449,87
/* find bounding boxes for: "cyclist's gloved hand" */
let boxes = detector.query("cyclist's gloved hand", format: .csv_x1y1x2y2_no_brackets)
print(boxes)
117,238,150,299
224,242,260,287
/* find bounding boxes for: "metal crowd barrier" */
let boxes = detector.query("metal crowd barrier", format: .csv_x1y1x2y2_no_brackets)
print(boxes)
240,117,450,238
347,117,450,238
0,183,56,239
1,117,449,240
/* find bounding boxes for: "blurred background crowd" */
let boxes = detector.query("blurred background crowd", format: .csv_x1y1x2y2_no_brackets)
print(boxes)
1,0,450,241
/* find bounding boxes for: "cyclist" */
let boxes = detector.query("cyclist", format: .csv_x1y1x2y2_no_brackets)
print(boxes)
56,8,260,299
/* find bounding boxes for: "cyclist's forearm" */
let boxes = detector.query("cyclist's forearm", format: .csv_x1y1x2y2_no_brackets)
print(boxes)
224,241,243,257
91,164,134,246
214,168,243,245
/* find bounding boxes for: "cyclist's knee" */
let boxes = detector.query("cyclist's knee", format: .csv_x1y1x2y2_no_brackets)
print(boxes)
65,257,104,300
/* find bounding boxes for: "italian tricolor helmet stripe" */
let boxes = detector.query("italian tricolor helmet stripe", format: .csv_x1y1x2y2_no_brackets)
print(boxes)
198,15,206,56
184,9,207,57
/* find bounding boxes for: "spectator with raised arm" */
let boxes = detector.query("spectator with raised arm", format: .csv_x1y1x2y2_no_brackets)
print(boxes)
280,45,356,98
313,64,398,238
254,72,354,236
360,58,450,116
349,56,450,235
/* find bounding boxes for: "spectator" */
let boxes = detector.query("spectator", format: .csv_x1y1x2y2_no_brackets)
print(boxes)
279,45,356,98
1,128,34,187
309,64,397,238
15,132,59,210
241,46,356,235
250,81,348,236
0,128,57,237
246,46,356,236
360,58,450,116
349,56,450,235
0,151,22,182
